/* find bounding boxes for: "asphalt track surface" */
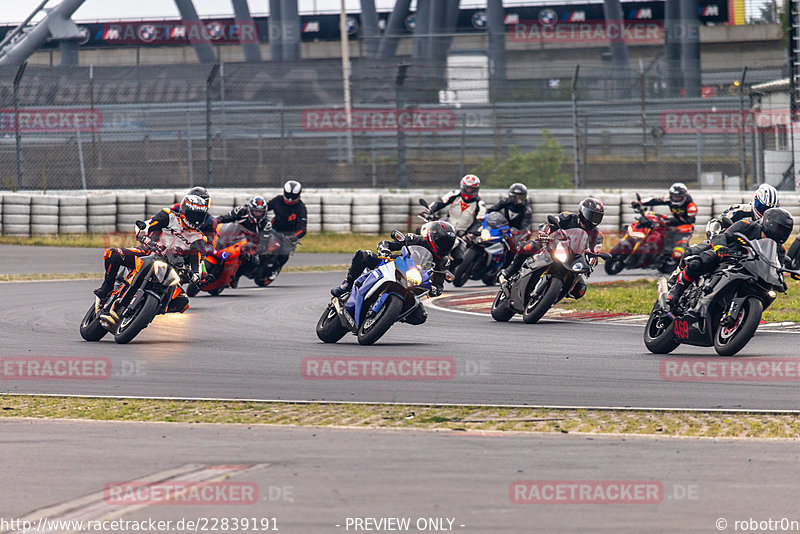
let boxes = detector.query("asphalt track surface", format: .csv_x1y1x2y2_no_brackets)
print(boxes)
3,418,799,531
1,246,800,410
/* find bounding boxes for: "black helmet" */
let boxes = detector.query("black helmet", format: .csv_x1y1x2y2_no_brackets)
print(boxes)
761,207,793,244
578,197,604,229
508,183,528,205
283,180,302,204
425,220,457,256
179,194,208,229
188,186,210,206
669,182,688,206
246,196,268,221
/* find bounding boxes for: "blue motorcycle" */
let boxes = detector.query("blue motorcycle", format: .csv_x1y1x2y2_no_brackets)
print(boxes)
452,212,511,287
316,231,439,345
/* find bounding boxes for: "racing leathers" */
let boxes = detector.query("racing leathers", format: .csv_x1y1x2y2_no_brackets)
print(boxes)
215,205,272,285
500,212,603,299
262,195,308,278
705,203,756,239
667,219,787,306
487,197,533,231
428,190,486,268
95,207,206,313
637,194,698,259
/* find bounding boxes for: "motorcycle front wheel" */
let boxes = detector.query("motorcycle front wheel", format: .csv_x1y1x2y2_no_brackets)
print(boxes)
490,290,515,322
522,277,562,324
643,303,679,354
79,302,108,342
113,294,160,344
604,257,626,275
714,297,762,356
357,294,403,345
316,304,348,343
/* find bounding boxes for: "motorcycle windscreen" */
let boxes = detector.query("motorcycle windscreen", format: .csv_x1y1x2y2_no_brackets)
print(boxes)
484,212,509,229
548,228,591,254
745,238,783,287
154,227,205,256
215,222,249,249
407,245,434,271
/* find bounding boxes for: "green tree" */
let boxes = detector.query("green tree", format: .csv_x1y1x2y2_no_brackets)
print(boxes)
475,130,570,189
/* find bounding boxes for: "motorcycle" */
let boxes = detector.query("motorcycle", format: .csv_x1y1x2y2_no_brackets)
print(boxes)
452,211,512,287
189,222,253,296
605,193,692,275
644,233,800,356
316,230,449,345
248,229,298,287
79,222,203,344
491,215,611,324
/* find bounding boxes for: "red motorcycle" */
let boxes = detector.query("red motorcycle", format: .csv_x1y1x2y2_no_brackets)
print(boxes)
605,194,692,275
188,222,254,296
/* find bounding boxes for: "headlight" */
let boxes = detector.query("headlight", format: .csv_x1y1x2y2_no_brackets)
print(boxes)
554,243,568,263
406,268,422,287
480,229,491,242
153,260,168,282
768,290,777,298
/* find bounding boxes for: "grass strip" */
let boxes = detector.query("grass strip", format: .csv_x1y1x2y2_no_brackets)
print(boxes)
0,232,387,253
559,278,800,323
1,395,800,438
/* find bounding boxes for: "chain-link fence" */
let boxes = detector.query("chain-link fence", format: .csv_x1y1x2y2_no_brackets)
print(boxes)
0,60,787,192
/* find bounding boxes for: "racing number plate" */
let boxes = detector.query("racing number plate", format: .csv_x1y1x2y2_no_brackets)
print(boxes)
674,319,689,339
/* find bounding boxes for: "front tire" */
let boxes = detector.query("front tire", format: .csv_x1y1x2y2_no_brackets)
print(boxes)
604,257,625,275
453,248,481,287
491,289,515,322
714,297,763,356
643,303,680,354
209,288,224,296
186,284,200,297
357,294,403,345
113,294,160,344
79,302,108,341
316,304,348,343
522,277,562,324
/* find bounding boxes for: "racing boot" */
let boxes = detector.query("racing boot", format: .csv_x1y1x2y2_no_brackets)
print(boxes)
331,277,354,298
93,278,114,300
665,270,692,311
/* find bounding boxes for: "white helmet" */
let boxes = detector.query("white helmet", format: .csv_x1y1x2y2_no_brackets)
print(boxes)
753,183,779,219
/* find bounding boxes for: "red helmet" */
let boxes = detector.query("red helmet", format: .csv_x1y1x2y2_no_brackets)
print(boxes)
460,174,481,201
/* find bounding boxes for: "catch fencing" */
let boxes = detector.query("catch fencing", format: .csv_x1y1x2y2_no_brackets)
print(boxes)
3,188,800,240
0,61,786,192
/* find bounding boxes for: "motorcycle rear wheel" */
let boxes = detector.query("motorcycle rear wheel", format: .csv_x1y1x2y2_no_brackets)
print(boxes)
490,290,515,322
522,277,562,324
714,297,762,356
79,302,108,342
643,302,679,354
357,294,403,345
316,304,349,343
113,294,159,344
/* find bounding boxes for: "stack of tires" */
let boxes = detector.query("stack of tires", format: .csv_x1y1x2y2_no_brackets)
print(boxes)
691,193,713,236
380,194,411,233
30,195,59,235
59,196,88,234
596,193,622,237
351,193,380,234
322,194,352,233
116,192,146,233
0,193,3,234
208,192,236,219
146,192,175,220
88,194,118,235
3,194,31,236
303,193,322,233
530,190,560,228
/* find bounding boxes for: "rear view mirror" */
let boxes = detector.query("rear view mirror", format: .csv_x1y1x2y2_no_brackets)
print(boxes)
418,198,429,208
135,220,147,230
635,193,642,202
391,230,405,242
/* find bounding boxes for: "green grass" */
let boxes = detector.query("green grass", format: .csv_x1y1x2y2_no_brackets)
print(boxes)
2,395,800,438
0,232,388,253
557,278,800,323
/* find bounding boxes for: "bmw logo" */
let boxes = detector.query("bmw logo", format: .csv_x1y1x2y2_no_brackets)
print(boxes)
538,8,557,26
573,262,584,271
138,24,156,42
472,11,487,29
206,22,224,39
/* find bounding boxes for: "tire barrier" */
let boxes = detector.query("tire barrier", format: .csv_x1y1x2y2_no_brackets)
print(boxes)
1,188,797,240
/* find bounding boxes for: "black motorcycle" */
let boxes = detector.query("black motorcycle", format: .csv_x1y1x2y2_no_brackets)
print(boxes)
491,215,611,324
644,233,799,356
249,229,298,287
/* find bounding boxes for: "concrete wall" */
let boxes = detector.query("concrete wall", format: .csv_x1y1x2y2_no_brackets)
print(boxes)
3,188,799,238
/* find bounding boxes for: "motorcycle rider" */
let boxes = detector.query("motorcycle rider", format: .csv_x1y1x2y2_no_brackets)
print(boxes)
423,175,486,269
665,207,793,310
93,194,209,316
632,182,698,260
148,186,217,245
215,196,271,288
487,183,533,231
498,198,605,300
705,183,779,239
331,221,458,308
261,180,308,281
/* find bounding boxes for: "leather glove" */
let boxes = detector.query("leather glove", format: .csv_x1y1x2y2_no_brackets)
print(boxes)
497,271,508,285
189,271,202,285
428,285,442,297
631,201,642,209
714,245,733,258
377,243,392,256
